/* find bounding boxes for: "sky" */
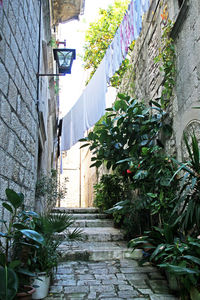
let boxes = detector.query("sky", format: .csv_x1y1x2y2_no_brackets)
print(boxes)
58,0,116,117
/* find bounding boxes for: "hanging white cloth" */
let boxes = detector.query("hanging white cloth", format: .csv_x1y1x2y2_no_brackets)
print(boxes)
71,93,86,145
61,110,73,151
84,56,107,129
60,0,151,152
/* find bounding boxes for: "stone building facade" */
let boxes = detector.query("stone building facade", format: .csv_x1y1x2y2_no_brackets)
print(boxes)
0,0,84,222
0,0,57,218
120,0,200,161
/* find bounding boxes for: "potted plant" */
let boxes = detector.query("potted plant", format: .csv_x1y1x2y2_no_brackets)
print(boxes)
0,189,44,300
30,212,82,299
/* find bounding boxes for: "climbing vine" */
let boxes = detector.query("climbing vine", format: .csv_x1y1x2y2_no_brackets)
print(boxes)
155,9,176,109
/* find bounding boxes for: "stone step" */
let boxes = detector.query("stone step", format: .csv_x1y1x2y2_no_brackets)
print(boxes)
52,207,99,214
52,213,110,220
58,241,143,261
68,227,124,242
71,213,109,220
71,219,114,228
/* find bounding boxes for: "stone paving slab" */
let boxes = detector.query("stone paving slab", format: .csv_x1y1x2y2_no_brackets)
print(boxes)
46,260,179,300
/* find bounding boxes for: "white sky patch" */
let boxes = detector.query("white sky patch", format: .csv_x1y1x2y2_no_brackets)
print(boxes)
58,0,116,117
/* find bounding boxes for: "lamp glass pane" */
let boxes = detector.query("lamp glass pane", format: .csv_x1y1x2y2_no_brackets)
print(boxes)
57,51,73,68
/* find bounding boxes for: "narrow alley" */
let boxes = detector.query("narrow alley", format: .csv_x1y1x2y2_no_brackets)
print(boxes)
46,208,178,300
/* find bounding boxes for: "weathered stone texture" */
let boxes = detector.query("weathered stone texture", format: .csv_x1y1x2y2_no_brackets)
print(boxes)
120,0,200,159
0,0,39,206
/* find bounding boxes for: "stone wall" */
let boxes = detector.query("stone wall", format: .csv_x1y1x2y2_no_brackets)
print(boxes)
0,0,57,223
120,0,200,161
59,145,80,208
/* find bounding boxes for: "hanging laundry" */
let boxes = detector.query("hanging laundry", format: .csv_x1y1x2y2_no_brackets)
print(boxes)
135,0,142,36
128,0,135,43
115,27,123,69
71,94,86,146
61,110,73,151
105,45,114,83
84,56,107,129
60,0,151,151
142,0,150,13
124,12,131,54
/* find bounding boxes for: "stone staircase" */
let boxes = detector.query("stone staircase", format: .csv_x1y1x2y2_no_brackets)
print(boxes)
47,207,179,299
52,207,142,262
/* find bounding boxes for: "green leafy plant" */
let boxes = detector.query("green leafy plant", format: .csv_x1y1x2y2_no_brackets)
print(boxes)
81,95,170,171
107,197,152,239
29,212,82,275
0,189,44,300
130,231,200,299
129,132,200,298
81,94,177,236
36,169,67,212
94,174,126,211
154,18,176,108
170,133,200,235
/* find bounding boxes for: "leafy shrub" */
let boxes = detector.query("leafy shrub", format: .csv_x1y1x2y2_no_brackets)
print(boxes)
35,169,68,212
94,174,126,211
130,229,200,299
82,94,177,236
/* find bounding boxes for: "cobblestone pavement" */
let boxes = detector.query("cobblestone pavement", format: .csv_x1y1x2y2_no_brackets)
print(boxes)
46,259,178,300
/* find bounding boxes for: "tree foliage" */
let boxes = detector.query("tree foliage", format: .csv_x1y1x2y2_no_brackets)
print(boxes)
83,0,130,86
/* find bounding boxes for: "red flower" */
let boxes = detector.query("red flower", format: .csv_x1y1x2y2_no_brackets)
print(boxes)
138,164,140,168
127,169,132,174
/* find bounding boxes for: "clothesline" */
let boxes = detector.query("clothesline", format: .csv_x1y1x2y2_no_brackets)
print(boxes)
61,0,150,152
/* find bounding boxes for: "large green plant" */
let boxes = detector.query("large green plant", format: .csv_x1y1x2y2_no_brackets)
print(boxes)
82,94,177,236
81,94,169,171
170,133,200,235
129,133,200,299
130,230,200,299
0,189,44,300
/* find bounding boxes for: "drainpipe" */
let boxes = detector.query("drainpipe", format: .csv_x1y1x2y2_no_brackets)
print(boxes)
34,0,42,212
36,0,42,110
79,145,82,208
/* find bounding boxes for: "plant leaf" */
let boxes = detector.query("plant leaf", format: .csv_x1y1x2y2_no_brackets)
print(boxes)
159,264,199,275
182,255,200,265
2,203,13,213
19,229,44,245
5,189,23,209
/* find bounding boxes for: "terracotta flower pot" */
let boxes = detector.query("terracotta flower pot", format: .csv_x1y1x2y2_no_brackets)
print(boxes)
15,285,36,300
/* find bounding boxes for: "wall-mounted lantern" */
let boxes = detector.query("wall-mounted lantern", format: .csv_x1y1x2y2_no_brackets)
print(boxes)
53,49,76,74
37,48,76,77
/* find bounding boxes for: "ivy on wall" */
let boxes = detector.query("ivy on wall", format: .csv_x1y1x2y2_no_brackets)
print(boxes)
155,7,176,109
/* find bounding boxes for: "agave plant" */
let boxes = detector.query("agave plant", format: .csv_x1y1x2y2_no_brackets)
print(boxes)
171,133,200,235
29,212,82,275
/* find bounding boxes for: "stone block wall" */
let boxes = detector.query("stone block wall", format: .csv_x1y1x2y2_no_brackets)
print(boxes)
120,0,200,160
0,0,40,213
0,0,57,224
